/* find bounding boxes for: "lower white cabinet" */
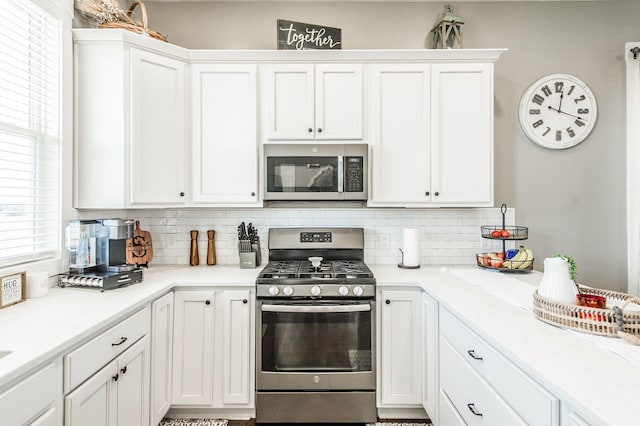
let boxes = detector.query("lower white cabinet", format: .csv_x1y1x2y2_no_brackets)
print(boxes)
378,288,423,411
64,336,150,426
438,308,559,426
0,360,62,426
171,288,254,413
421,291,438,422
172,291,215,406
151,292,174,424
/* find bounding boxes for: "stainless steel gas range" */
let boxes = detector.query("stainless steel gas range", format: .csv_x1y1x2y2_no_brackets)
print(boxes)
255,227,377,424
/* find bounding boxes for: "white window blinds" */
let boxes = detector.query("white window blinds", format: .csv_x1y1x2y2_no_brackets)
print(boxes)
0,0,61,266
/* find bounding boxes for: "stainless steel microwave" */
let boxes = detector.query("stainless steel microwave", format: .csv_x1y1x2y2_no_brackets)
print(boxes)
264,144,368,201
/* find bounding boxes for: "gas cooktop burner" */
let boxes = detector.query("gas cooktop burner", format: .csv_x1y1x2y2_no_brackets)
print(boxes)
258,260,374,281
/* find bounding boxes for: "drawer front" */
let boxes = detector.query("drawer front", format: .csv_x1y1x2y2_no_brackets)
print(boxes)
438,389,466,426
440,309,559,425
64,306,150,393
0,362,59,425
440,337,526,426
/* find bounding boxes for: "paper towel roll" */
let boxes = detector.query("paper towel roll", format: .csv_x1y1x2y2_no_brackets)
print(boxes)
401,228,420,267
26,271,49,298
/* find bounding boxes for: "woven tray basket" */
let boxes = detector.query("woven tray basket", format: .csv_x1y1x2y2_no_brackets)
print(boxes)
533,285,640,340
99,1,167,42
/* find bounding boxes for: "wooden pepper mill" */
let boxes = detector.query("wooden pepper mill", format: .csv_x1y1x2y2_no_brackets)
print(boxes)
207,230,216,265
190,230,199,266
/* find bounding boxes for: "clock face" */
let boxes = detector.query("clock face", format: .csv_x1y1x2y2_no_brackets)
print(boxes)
519,74,597,149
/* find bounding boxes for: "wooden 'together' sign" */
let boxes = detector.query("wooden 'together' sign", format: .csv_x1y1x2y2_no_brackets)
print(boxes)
277,19,342,50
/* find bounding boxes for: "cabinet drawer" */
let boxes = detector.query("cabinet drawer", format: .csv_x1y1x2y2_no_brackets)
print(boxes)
64,306,150,393
440,308,559,425
0,362,59,425
440,337,526,425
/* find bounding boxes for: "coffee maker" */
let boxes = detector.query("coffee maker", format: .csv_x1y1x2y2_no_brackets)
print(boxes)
60,218,143,290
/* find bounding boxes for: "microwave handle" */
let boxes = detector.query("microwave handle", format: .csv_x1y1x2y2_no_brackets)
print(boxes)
338,155,344,193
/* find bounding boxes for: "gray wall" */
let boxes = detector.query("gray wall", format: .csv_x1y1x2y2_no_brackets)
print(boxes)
141,1,640,291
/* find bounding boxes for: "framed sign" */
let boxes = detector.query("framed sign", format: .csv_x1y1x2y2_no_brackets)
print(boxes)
277,19,342,50
1,272,26,309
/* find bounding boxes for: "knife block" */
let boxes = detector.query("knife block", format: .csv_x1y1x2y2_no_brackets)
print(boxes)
239,251,256,269
252,237,262,266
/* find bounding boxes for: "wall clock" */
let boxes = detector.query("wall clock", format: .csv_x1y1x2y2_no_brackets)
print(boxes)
519,74,597,149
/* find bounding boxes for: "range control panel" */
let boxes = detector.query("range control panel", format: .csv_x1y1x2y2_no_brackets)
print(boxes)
300,232,332,243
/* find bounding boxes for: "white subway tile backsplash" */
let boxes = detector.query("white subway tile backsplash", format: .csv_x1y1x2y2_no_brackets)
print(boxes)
76,207,516,266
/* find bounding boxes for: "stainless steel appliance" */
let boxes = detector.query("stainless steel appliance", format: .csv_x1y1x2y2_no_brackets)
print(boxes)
256,227,376,424
59,219,143,290
264,144,368,201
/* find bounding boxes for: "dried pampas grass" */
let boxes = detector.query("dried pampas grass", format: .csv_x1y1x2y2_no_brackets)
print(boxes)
74,0,136,26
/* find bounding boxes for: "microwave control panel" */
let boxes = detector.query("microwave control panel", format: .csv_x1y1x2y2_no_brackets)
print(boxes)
344,156,364,192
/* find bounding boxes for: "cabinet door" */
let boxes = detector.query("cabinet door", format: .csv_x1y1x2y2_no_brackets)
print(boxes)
315,64,363,140
130,48,187,205
379,288,422,406
172,291,215,406
191,64,260,205
215,289,253,407
29,407,57,426
264,64,315,140
431,63,493,206
422,292,438,421
65,361,117,426
151,292,173,425
116,336,150,426
369,65,431,206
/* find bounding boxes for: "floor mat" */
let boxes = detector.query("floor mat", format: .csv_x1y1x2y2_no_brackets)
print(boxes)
159,420,228,426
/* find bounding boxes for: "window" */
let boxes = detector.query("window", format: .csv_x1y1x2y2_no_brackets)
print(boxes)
0,0,61,266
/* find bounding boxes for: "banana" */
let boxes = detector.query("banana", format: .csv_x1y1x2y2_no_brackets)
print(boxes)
518,247,534,269
504,246,525,269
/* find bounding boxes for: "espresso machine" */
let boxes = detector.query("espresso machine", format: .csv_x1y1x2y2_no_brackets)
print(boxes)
59,218,143,290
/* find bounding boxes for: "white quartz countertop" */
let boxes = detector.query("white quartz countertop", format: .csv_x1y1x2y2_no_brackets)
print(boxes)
0,263,638,424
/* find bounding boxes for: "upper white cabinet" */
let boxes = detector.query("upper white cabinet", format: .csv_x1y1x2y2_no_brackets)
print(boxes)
263,64,364,141
369,62,495,207
191,64,260,206
74,31,188,208
369,64,431,205
430,63,493,206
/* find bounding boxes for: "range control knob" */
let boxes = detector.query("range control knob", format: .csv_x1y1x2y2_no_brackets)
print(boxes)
283,286,294,296
352,286,364,296
338,286,349,296
268,286,279,296
310,285,322,296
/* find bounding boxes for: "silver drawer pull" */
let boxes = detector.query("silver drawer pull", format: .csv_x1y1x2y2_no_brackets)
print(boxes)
467,349,483,360
467,403,483,416
111,336,128,347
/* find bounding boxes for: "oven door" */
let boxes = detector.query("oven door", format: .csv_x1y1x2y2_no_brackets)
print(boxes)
256,299,375,391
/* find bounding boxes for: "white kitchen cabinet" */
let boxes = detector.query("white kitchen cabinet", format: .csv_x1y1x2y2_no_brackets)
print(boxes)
430,63,493,206
421,291,438,422
368,63,495,207
438,308,559,426
191,64,260,206
213,289,254,409
171,291,215,406
150,292,174,425
65,335,150,426
378,288,423,412
263,64,363,141
0,360,62,426
74,32,187,208
369,64,431,205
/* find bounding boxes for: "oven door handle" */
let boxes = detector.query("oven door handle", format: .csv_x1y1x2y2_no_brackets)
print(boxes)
261,304,371,313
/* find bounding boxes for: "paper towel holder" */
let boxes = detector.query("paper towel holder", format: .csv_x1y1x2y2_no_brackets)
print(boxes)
398,248,420,269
